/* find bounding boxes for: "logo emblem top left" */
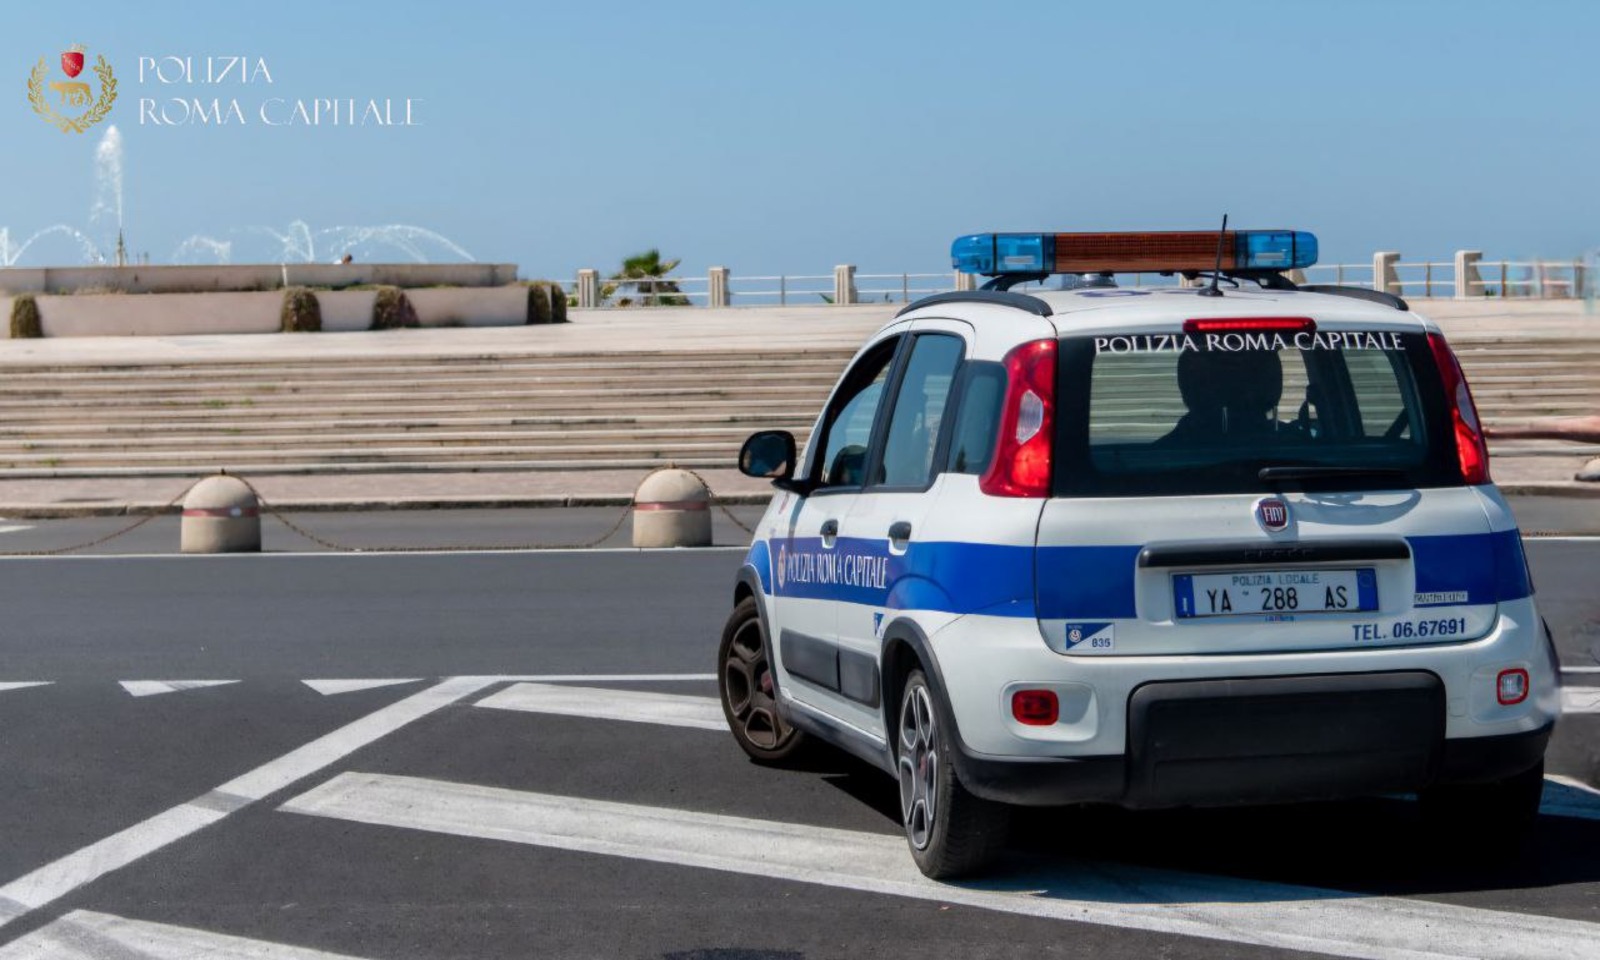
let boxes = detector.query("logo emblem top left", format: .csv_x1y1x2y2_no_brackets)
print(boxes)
28,43,117,134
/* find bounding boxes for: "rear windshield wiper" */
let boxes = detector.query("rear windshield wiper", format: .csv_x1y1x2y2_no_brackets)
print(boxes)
1258,465,1408,482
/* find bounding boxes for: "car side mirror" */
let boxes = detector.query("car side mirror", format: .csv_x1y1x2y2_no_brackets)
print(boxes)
738,430,797,482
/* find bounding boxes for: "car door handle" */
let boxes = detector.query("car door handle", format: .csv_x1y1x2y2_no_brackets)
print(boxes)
820,519,839,542
888,521,912,542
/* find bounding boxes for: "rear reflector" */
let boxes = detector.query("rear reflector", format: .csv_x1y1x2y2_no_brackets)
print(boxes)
1011,689,1059,726
1182,317,1316,334
1496,668,1529,706
1426,332,1491,485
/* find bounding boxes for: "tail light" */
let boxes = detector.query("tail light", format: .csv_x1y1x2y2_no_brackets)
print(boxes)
1426,332,1491,485
981,339,1057,497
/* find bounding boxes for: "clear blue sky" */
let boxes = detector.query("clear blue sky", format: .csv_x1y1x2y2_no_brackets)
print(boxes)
2,0,1595,276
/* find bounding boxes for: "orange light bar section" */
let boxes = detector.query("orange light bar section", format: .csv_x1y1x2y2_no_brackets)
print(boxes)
1053,231,1239,274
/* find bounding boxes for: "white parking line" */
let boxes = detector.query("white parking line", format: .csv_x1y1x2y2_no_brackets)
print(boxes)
1562,688,1600,713
0,909,371,959
303,678,422,696
475,682,725,730
281,772,1600,960
0,682,51,694
0,676,494,932
120,679,239,698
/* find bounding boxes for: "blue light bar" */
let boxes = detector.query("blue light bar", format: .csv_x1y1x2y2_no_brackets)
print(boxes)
1238,231,1318,270
951,233,1053,275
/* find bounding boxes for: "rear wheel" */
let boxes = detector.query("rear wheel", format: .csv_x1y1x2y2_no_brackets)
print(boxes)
1420,759,1545,837
718,597,808,763
897,669,1009,879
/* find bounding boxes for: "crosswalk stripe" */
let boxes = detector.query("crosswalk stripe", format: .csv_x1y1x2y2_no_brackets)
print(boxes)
281,771,1600,960
0,908,372,959
474,682,726,730
1562,687,1600,713
120,680,240,698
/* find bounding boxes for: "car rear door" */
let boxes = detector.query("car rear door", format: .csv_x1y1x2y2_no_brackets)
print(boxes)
1035,315,1525,658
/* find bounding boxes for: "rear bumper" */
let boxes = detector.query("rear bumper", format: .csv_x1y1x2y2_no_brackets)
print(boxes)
951,671,1552,807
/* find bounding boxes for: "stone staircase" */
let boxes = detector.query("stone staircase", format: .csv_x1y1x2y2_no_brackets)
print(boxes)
0,337,1591,478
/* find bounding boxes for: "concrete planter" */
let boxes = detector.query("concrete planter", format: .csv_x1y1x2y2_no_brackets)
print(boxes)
405,286,529,327
317,290,381,333
38,291,283,337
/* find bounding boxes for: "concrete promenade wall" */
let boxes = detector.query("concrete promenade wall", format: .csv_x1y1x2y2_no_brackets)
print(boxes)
0,262,519,295
6,286,537,338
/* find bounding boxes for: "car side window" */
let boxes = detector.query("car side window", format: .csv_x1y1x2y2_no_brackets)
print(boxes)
876,334,964,488
814,339,898,489
946,362,1005,475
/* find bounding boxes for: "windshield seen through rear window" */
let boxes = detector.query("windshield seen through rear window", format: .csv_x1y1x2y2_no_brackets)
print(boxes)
1053,329,1463,496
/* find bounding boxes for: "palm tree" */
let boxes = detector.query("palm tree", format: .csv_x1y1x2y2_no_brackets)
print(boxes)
602,249,688,306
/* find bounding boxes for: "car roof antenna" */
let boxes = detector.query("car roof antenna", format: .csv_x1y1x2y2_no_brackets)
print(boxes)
1196,213,1228,298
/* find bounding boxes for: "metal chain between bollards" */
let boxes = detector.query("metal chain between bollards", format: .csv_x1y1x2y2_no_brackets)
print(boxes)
677,466,757,536
0,478,203,557
230,468,759,553
0,469,762,556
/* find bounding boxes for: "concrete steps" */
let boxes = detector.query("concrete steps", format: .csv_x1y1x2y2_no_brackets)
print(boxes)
0,337,1588,479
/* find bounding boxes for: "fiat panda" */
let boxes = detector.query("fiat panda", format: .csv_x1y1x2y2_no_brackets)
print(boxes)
718,229,1561,878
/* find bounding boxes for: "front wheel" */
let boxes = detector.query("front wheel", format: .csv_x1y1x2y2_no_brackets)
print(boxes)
718,596,808,763
897,669,1009,879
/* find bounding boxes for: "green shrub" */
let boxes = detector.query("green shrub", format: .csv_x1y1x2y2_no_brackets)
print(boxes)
370,286,419,330
9,295,42,339
522,280,569,324
280,287,322,333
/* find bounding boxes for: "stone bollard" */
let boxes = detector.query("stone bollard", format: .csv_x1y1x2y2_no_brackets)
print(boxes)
632,468,712,548
181,475,261,554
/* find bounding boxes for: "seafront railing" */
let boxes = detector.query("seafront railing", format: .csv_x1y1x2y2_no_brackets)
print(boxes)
566,252,1593,308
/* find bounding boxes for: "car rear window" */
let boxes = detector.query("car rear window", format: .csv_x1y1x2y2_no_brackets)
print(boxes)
1052,329,1463,496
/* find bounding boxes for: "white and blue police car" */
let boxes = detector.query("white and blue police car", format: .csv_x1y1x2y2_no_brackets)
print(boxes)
718,228,1561,879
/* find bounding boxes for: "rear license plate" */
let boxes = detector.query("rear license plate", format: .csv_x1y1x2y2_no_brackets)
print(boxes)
1173,568,1377,619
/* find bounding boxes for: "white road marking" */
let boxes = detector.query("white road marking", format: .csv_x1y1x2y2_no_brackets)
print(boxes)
1561,665,1600,674
476,682,725,730
119,679,239,698
0,525,34,535
303,678,422,696
0,677,493,932
1561,687,1600,713
1544,776,1600,822
457,672,715,683
0,682,51,694
0,909,372,959
282,772,1600,960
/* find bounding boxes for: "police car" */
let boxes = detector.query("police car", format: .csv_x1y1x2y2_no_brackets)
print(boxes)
718,228,1561,879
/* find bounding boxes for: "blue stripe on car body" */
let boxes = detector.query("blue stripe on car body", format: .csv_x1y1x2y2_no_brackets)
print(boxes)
748,530,1530,617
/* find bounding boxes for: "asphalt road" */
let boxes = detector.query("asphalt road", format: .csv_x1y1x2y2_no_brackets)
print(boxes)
0,546,1594,959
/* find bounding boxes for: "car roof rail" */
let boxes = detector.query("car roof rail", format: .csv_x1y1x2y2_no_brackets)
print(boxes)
896,289,1053,318
1294,284,1409,312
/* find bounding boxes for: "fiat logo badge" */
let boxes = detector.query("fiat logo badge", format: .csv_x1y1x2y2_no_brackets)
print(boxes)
1255,497,1290,532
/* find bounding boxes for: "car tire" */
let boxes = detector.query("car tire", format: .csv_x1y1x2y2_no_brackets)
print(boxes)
897,669,1008,879
718,596,808,764
1420,758,1545,837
